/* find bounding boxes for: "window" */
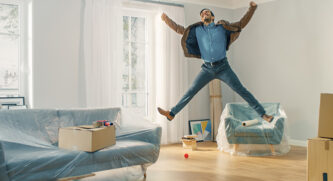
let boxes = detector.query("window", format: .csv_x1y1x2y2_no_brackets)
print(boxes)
122,11,149,116
0,1,21,95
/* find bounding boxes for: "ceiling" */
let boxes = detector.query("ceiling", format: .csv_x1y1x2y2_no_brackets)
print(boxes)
159,0,277,9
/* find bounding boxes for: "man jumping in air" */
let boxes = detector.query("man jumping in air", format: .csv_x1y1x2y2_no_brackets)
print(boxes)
157,1,274,123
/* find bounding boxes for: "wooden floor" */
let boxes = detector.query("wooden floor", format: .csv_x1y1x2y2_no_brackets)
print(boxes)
146,142,307,181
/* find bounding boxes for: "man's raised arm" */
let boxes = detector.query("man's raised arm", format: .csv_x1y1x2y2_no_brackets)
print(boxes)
230,1,258,29
161,13,185,35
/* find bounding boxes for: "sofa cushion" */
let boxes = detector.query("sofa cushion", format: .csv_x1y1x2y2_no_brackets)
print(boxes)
234,122,274,137
57,108,121,126
4,140,156,181
0,109,59,146
228,103,280,120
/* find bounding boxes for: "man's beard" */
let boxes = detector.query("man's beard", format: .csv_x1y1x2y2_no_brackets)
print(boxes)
204,17,212,23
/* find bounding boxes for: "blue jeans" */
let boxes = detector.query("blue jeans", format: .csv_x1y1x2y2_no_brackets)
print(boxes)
171,57,266,116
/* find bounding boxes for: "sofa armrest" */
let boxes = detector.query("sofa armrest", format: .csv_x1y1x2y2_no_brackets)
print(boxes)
116,124,162,146
225,117,241,131
274,117,285,130
271,117,285,143
224,117,242,139
0,142,9,181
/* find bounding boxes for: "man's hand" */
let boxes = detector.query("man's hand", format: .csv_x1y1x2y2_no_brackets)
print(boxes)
161,13,167,21
250,1,257,7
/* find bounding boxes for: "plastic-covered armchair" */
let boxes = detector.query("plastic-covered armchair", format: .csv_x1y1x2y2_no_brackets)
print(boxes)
217,103,290,156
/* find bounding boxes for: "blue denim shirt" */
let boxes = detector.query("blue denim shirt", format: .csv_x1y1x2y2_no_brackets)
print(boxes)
195,22,228,63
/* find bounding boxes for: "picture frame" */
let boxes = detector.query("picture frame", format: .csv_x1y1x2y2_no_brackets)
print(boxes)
8,105,27,110
0,96,25,107
188,119,212,142
0,105,9,110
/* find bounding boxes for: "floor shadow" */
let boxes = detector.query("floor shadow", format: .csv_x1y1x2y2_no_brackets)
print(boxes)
222,151,307,161
146,169,266,181
194,147,217,151
261,146,307,161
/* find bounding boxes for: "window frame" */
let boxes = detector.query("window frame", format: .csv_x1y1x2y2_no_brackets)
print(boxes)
0,0,26,97
121,8,152,116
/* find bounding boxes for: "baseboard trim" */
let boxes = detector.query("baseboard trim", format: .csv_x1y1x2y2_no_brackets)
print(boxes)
289,139,307,147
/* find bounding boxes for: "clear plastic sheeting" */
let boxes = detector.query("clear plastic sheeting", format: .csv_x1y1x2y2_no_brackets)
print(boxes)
0,108,161,181
81,164,150,181
216,103,290,156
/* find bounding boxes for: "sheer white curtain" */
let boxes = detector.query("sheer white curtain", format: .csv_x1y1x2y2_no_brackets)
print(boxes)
81,0,122,107
81,0,188,144
148,5,188,144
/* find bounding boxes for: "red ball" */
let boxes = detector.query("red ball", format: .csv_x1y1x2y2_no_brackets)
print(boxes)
184,153,189,159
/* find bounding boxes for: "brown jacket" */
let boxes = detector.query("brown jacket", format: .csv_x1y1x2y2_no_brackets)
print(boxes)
162,5,257,59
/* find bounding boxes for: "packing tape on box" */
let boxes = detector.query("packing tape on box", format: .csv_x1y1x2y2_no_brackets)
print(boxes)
325,141,329,150
242,119,259,127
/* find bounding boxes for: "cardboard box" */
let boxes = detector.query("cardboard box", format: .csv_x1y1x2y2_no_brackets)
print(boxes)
318,93,333,139
308,137,333,181
182,138,197,150
58,125,115,152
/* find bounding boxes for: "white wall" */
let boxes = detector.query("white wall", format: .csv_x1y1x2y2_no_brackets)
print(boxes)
230,0,333,142
29,0,331,143
184,4,234,120
32,0,82,108
29,0,231,116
